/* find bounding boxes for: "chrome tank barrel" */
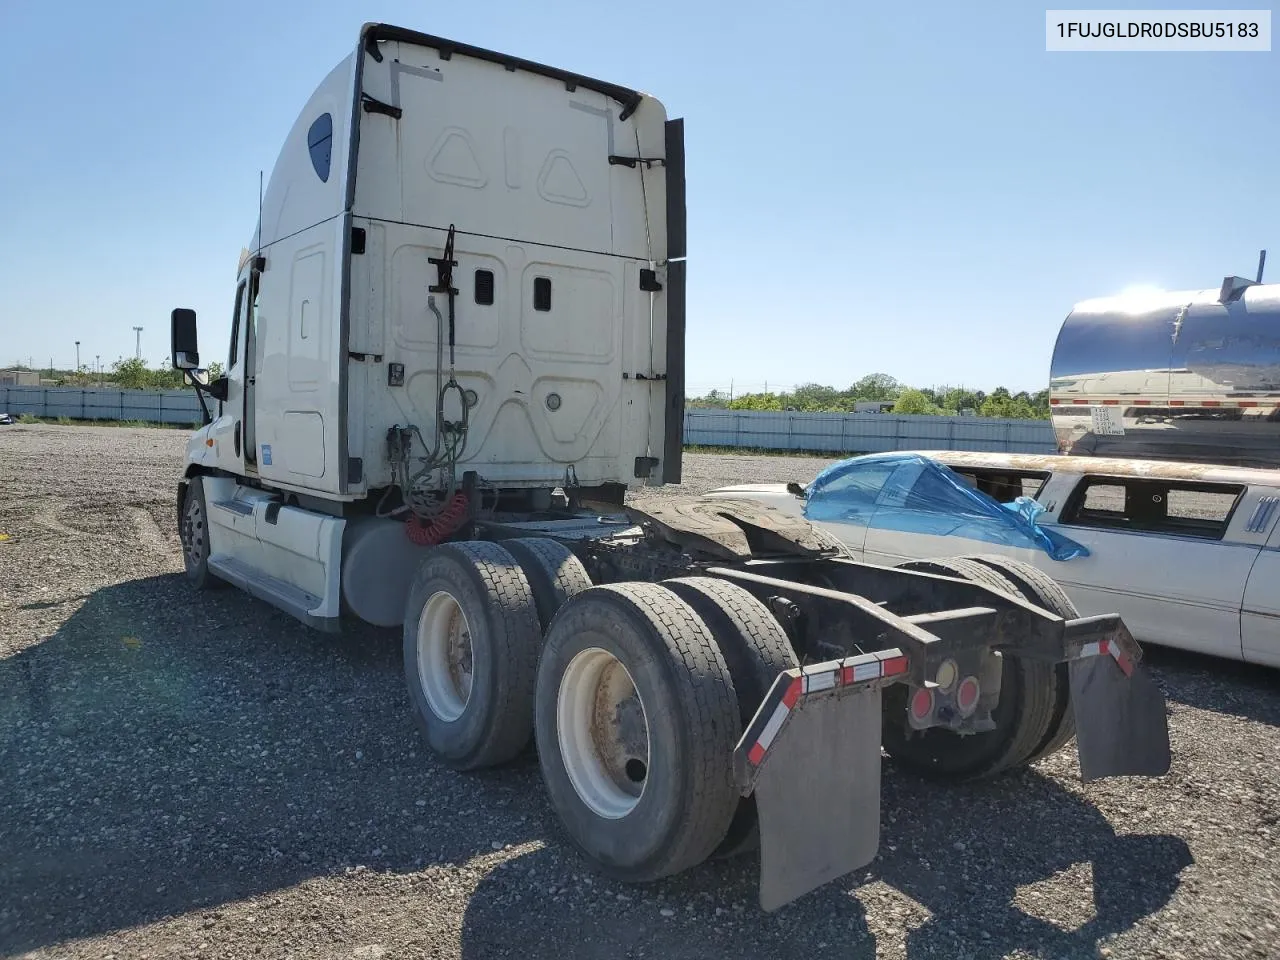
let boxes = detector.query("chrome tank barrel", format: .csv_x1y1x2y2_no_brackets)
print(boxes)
1049,282,1280,468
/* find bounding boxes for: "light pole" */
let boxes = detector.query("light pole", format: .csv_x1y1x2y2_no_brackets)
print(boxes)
96,355,101,387
133,326,143,360
75,340,80,375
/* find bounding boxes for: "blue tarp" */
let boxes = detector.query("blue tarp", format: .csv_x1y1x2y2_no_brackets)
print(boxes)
802,452,1088,561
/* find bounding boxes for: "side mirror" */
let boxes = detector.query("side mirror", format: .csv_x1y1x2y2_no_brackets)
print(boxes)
171,308,199,369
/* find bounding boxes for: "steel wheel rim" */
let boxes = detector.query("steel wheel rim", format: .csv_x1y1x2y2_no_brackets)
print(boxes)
556,647,649,819
417,591,474,722
181,494,204,569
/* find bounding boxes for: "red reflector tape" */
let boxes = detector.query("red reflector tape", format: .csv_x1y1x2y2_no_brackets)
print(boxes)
1072,637,1134,677
782,677,803,709
881,655,909,676
743,650,911,769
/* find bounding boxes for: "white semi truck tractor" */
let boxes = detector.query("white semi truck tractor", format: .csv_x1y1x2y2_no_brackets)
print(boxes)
169,23,1172,911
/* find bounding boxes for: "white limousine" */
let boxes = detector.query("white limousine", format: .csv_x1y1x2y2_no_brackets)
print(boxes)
705,450,1280,668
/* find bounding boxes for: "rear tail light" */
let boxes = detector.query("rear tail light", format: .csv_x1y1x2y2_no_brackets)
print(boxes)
910,686,934,722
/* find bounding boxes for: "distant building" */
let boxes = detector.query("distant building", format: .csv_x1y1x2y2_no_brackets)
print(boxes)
0,368,40,386
854,401,896,414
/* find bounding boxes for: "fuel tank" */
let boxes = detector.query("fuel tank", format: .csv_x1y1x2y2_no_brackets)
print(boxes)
1049,279,1280,468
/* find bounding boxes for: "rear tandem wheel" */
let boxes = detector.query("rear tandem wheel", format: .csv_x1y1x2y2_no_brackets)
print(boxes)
533,582,744,882
881,557,1069,781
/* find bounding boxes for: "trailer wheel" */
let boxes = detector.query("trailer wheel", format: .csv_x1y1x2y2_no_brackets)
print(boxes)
534,582,742,882
403,541,542,770
503,537,593,631
661,576,798,858
959,555,1079,765
178,477,225,590
881,557,1059,780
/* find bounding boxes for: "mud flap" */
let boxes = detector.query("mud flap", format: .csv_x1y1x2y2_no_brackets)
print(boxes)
1070,652,1171,781
751,687,884,912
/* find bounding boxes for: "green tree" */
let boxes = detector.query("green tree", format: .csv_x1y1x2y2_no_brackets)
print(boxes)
790,382,841,412
111,357,152,390
849,373,901,402
729,392,784,411
148,361,185,390
893,389,941,416
941,387,980,414
980,394,1037,419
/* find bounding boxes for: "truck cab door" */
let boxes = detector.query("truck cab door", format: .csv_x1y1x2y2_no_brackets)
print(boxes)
242,267,260,469
210,273,253,475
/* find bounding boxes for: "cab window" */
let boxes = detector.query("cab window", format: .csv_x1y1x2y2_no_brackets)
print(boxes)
228,280,246,369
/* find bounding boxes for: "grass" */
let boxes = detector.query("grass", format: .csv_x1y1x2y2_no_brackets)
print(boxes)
683,443,862,459
8,415,197,430
5,423,862,453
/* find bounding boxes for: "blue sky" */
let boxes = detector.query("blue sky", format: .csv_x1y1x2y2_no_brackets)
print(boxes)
1,1,1276,393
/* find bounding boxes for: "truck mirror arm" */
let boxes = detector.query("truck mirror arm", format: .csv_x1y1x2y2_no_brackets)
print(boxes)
183,371,228,425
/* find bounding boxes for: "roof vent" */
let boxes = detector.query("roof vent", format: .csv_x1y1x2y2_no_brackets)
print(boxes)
1219,275,1255,304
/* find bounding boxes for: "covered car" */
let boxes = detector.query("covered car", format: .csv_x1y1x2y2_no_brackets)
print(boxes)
799,452,1088,562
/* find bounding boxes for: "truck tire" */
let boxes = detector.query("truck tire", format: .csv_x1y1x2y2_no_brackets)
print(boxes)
502,537,593,631
178,476,225,590
661,576,798,858
403,541,542,770
534,582,742,882
881,557,1059,780
958,555,1079,765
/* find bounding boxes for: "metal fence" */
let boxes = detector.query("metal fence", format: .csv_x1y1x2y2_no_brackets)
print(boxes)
0,386,203,425
683,408,1055,454
0,386,1057,454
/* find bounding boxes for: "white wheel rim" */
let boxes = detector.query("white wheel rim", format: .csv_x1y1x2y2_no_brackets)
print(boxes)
416,591,474,722
181,494,204,568
556,647,649,819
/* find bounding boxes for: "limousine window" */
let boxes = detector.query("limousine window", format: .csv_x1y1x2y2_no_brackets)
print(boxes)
952,469,1048,503
1062,477,1245,540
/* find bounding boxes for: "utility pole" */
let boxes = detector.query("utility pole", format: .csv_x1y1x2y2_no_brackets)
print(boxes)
75,341,80,374
133,326,144,360
96,355,101,387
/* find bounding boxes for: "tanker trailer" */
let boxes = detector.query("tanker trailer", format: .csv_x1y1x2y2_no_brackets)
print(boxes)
1049,263,1280,468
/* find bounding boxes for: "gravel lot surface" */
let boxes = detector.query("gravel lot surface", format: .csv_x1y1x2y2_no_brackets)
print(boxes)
2,424,1279,960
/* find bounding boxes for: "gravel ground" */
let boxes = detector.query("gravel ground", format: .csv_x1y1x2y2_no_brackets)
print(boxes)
2,424,1279,960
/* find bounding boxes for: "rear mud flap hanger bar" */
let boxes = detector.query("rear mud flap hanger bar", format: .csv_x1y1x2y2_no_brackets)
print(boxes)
728,616,1170,911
